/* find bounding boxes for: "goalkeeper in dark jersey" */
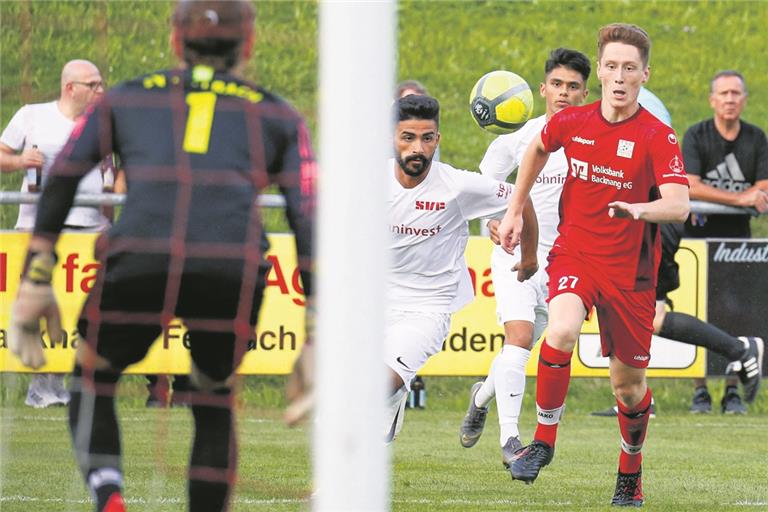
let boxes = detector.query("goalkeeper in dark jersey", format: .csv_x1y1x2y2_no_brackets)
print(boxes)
7,2,315,511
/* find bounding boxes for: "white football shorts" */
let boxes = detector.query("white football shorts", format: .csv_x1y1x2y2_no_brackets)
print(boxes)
491,248,549,343
385,309,451,391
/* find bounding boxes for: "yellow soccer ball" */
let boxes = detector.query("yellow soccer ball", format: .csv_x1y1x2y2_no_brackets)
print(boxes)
469,70,534,134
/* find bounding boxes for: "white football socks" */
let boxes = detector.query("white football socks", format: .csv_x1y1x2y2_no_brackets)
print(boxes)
475,360,497,409
384,386,408,443
494,344,530,446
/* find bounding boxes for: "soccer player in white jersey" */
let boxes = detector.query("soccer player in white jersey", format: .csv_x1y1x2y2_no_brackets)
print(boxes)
459,48,591,467
385,94,539,441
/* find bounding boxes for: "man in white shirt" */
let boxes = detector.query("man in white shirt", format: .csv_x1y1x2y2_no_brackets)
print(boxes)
385,94,539,441
459,48,590,466
0,59,110,408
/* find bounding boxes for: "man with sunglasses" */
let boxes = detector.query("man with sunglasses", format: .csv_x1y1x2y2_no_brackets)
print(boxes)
0,59,113,410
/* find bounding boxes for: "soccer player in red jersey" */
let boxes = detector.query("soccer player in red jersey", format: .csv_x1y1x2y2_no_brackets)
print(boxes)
497,24,690,506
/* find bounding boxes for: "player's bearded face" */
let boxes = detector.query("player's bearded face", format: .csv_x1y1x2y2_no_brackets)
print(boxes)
397,153,432,177
395,120,439,178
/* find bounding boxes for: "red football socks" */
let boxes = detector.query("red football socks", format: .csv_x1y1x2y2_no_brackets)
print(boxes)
616,387,652,474
533,340,572,447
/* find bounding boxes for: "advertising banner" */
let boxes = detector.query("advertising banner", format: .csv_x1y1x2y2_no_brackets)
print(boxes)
0,233,707,377
422,239,707,378
706,238,768,376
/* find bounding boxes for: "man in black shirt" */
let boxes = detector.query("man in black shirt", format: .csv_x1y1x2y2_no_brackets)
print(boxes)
683,70,768,413
8,2,315,511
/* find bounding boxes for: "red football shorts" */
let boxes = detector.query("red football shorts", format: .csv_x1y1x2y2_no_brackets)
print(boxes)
547,251,655,368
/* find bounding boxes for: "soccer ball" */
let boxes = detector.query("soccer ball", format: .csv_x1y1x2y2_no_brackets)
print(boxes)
469,70,534,134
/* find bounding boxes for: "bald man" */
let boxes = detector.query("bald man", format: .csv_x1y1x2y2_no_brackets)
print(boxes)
1,59,112,408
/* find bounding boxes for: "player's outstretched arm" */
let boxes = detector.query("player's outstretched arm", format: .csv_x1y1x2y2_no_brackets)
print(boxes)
499,134,550,253
608,183,690,223
512,198,539,282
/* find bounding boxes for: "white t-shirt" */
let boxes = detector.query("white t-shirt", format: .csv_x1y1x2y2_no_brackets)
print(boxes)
388,159,514,313
480,115,566,258
1,101,108,230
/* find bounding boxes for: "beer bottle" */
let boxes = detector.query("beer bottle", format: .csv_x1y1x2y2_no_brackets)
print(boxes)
410,376,426,409
26,144,41,193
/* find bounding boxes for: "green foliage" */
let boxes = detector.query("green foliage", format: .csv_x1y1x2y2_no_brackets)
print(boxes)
397,0,768,172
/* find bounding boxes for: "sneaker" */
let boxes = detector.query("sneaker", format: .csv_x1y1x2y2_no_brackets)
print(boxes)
25,389,50,409
611,470,644,507
591,404,619,417
689,387,712,414
509,440,554,484
501,436,523,469
459,381,488,448
49,374,71,406
25,374,56,408
726,337,764,403
591,399,656,418
721,390,747,414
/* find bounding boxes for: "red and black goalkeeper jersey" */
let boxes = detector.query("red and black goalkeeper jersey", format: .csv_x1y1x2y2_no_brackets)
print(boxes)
541,100,689,290
34,66,315,295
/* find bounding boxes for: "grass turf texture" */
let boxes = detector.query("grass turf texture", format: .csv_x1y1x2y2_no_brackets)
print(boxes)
1,375,767,511
1,0,767,235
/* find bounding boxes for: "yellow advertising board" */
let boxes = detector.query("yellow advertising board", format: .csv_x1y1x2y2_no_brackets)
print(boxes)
0,232,706,377
426,238,708,378
0,232,306,375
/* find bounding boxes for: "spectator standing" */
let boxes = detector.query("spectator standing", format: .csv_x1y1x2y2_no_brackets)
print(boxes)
0,59,110,408
682,70,768,414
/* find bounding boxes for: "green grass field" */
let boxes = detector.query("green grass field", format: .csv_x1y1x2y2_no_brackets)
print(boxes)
1,375,767,511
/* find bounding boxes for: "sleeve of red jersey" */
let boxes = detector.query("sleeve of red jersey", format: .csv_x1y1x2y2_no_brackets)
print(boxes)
650,127,689,187
539,109,566,153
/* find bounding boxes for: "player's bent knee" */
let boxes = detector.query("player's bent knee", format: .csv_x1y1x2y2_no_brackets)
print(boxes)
542,325,579,352
612,380,646,408
190,362,233,393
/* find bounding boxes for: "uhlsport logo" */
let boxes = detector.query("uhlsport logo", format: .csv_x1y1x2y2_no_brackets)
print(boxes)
571,135,595,146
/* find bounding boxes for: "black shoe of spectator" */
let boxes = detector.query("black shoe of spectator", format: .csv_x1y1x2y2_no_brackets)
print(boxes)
721,388,747,414
689,387,712,414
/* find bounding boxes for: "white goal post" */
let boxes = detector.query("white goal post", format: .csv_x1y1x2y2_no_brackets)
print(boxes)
314,1,395,511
